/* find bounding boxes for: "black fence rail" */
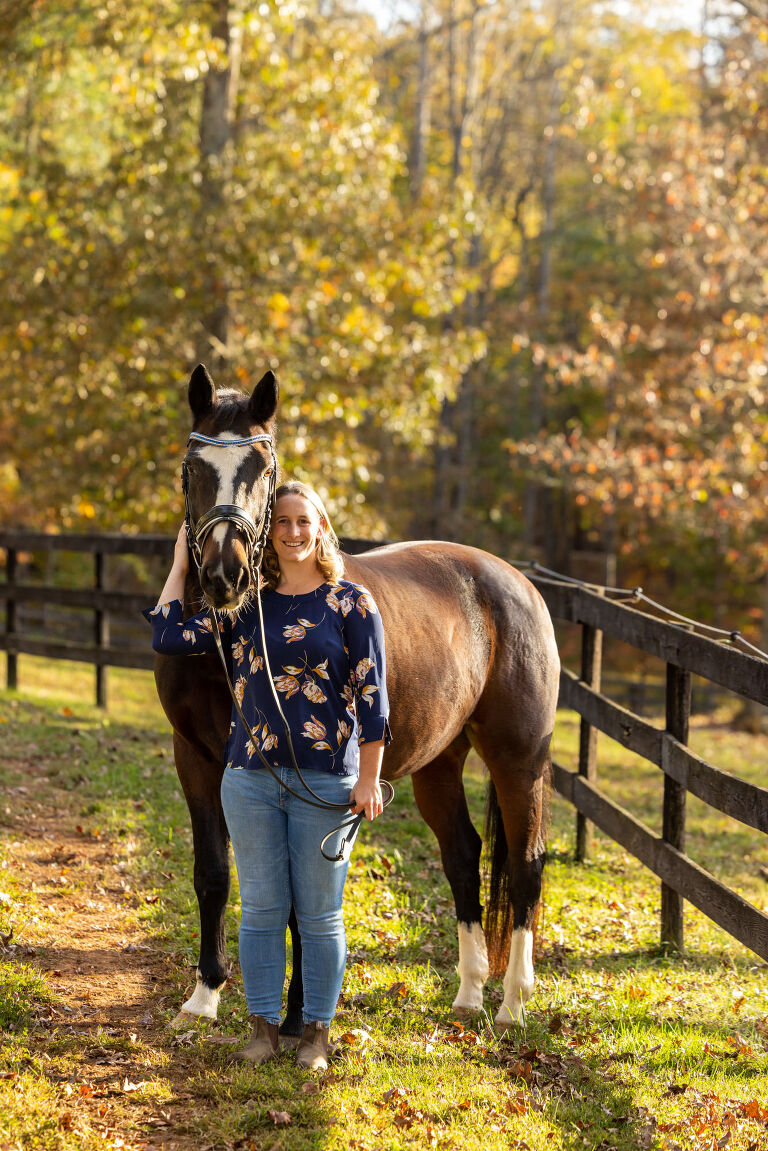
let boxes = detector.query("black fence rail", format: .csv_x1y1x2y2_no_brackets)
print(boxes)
1,531,766,962
528,574,768,964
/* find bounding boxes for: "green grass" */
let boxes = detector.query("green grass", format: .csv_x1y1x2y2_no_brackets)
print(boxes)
1,654,767,1150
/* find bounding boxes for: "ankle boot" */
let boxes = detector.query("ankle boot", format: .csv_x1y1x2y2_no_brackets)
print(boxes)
233,1015,279,1064
296,1020,330,1070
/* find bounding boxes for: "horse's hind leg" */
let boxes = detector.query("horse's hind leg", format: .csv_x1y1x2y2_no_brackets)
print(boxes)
173,736,230,1024
280,906,304,1041
475,730,551,1030
411,736,489,1017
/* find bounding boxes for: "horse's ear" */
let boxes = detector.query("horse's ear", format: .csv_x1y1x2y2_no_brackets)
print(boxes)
248,370,278,425
188,364,216,421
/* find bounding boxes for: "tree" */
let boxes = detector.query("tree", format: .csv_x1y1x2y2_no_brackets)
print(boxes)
0,0,479,536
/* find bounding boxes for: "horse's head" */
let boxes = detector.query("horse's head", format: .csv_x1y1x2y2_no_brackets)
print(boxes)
183,363,279,611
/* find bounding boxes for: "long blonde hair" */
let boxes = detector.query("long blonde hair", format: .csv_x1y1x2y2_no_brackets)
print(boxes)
260,481,344,591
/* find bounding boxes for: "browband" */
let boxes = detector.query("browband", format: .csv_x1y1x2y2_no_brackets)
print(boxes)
188,432,273,448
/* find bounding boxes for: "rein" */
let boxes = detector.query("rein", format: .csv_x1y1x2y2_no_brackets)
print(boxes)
181,430,393,861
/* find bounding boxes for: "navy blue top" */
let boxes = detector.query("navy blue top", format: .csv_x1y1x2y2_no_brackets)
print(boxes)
144,579,390,777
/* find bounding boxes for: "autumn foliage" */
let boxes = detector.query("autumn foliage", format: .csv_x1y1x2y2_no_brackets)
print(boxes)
1,0,767,621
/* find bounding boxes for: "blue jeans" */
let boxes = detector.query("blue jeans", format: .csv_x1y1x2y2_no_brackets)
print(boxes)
220,764,359,1027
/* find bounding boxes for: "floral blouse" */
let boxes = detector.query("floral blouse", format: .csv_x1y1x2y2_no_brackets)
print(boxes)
144,580,390,777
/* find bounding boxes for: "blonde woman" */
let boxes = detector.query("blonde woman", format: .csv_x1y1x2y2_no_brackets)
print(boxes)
146,482,389,1070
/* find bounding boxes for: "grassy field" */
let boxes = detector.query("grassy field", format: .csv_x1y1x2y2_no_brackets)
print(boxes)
1,655,767,1151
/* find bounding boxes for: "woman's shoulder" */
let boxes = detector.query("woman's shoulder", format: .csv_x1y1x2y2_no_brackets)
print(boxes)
326,579,379,619
327,577,369,599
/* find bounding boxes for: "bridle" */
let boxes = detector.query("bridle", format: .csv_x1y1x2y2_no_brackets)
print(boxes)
180,429,393,860
182,431,277,584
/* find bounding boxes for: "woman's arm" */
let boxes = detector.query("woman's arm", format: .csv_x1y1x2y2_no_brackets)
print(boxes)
349,740,384,821
156,524,189,606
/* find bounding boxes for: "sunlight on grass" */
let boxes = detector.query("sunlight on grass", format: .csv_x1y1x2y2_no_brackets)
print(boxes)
2,673,768,1150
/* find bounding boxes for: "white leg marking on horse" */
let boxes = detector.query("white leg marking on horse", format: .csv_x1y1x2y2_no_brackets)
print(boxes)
452,921,489,1012
171,970,225,1026
495,927,534,1029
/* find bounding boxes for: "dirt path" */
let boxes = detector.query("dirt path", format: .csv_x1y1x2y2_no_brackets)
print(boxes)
2,765,223,1150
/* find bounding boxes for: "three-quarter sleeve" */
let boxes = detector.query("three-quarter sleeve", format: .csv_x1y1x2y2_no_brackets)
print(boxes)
343,586,392,746
142,599,228,655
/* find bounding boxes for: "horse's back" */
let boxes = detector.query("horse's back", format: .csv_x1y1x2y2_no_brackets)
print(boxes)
342,541,559,777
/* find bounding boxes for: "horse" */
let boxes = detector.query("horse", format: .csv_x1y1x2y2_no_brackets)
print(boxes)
152,363,560,1033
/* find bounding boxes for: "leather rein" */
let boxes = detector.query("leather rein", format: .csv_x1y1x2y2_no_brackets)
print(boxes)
181,430,393,861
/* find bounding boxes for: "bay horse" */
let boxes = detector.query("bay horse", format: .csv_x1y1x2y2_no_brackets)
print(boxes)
153,364,559,1033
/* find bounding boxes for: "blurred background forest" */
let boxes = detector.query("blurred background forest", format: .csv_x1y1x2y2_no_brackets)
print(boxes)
1,0,767,629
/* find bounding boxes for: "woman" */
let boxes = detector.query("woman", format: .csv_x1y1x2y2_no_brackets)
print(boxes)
145,481,390,1070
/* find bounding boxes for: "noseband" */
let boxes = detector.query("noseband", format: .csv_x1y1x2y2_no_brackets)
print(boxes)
181,431,277,582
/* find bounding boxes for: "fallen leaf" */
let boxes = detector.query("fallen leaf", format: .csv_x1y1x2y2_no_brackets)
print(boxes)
548,1011,564,1034
122,1079,150,1093
301,1081,320,1095
663,1082,689,1097
382,1087,408,1104
267,1110,292,1127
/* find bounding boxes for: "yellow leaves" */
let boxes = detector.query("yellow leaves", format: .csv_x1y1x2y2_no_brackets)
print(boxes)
268,291,290,313
77,500,96,519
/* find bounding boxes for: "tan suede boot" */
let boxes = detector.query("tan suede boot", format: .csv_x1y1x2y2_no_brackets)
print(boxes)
295,1021,330,1070
232,1015,279,1064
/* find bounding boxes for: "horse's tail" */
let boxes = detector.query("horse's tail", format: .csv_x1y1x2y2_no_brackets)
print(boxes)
483,779,513,977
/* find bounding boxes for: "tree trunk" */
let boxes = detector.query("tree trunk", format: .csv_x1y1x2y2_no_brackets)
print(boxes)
197,0,241,367
409,20,432,199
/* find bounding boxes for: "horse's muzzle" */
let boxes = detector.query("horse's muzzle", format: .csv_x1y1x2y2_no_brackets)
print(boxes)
200,559,251,610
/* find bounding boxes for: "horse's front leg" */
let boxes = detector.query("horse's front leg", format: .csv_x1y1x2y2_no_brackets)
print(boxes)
172,737,230,1026
280,905,304,1041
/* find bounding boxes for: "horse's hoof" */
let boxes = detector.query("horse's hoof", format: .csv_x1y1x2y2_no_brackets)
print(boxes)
493,1013,523,1034
451,1005,483,1021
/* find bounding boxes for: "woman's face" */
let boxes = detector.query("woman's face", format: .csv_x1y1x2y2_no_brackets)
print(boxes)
270,494,323,568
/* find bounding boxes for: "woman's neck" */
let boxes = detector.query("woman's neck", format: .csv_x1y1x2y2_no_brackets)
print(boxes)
275,563,325,596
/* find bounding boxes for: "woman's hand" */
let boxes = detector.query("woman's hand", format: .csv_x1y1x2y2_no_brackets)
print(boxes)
173,523,190,576
349,740,385,821
156,524,190,606
349,777,383,821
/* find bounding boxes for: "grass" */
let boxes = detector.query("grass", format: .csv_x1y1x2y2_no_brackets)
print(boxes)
0,654,767,1150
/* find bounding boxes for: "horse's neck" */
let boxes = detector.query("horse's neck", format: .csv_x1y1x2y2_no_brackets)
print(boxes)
183,570,204,617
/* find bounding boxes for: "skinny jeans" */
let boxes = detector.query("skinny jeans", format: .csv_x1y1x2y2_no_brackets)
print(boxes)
220,764,358,1027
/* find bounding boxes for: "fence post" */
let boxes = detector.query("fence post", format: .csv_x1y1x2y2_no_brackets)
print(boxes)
5,546,18,690
94,550,109,708
576,614,603,861
661,660,691,951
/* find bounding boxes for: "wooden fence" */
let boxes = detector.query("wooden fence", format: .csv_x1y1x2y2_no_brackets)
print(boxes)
529,574,768,963
1,530,767,961
0,529,377,707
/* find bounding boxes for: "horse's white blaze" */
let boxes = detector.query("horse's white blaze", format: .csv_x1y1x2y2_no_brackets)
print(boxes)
197,441,253,507
209,522,230,579
179,970,225,1019
495,927,534,1027
452,921,489,1011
